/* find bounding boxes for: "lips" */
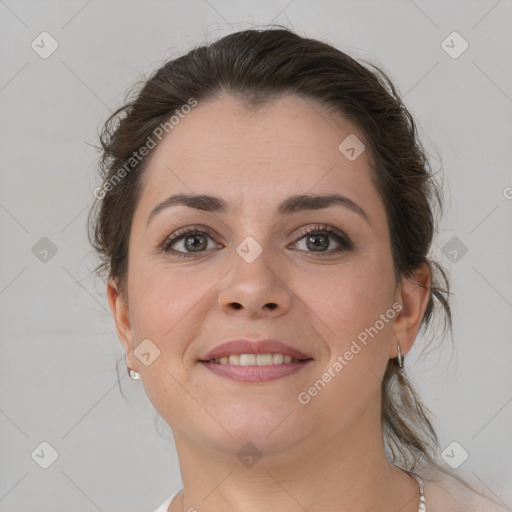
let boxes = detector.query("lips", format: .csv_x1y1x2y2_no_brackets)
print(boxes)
199,339,313,362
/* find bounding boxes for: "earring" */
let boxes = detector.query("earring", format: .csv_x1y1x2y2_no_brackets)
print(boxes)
396,342,405,374
125,354,140,380
128,367,140,380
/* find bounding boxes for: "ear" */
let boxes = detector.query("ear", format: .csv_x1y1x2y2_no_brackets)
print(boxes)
107,279,137,371
390,262,431,359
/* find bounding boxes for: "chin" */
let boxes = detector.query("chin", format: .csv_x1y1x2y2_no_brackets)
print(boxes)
213,404,307,452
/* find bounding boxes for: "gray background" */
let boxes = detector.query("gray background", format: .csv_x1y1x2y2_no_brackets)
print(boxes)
1,0,511,510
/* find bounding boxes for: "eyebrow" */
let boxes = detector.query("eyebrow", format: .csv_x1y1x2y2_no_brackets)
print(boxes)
147,192,370,226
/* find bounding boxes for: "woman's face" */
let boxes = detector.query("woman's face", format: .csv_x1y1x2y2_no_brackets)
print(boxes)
112,93,403,457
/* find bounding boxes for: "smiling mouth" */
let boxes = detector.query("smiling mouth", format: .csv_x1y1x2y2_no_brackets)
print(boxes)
201,353,312,366
199,355,314,383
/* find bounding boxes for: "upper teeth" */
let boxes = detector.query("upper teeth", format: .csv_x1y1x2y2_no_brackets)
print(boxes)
209,353,302,365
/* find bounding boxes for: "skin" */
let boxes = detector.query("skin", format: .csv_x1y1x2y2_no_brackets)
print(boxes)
108,92,431,512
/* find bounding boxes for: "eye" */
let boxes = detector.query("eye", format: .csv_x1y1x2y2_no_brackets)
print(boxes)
291,224,353,255
161,226,221,257
160,223,353,257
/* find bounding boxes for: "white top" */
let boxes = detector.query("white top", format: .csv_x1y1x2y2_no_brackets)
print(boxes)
152,489,181,512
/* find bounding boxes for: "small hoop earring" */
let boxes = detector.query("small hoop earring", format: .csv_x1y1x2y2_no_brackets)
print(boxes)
128,367,140,380
396,342,404,373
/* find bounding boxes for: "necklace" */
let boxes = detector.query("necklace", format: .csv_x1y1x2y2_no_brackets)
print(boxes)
406,471,426,511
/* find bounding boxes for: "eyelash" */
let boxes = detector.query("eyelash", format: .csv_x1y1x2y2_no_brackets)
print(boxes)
160,224,353,258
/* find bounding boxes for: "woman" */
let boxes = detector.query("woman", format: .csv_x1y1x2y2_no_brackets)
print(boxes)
88,27,509,512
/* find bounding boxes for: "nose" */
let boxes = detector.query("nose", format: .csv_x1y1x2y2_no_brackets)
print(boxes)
217,249,292,318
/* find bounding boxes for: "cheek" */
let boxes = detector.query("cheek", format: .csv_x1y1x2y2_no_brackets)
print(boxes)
297,259,395,417
302,255,396,386
307,255,394,329
127,257,212,358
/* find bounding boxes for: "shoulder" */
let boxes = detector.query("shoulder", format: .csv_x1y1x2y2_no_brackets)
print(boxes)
420,467,511,512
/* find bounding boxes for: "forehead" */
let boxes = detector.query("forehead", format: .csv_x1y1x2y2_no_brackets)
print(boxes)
136,93,381,220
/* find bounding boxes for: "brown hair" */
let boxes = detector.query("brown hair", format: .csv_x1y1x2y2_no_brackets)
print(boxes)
89,26,489,496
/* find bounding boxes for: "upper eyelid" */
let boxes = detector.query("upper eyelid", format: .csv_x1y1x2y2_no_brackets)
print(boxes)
161,225,217,249
162,224,351,251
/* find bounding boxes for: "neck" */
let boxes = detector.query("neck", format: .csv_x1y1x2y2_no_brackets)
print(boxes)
169,397,420,512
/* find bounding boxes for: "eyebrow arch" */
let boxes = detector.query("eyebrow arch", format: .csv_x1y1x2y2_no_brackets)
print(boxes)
147,192,370,226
